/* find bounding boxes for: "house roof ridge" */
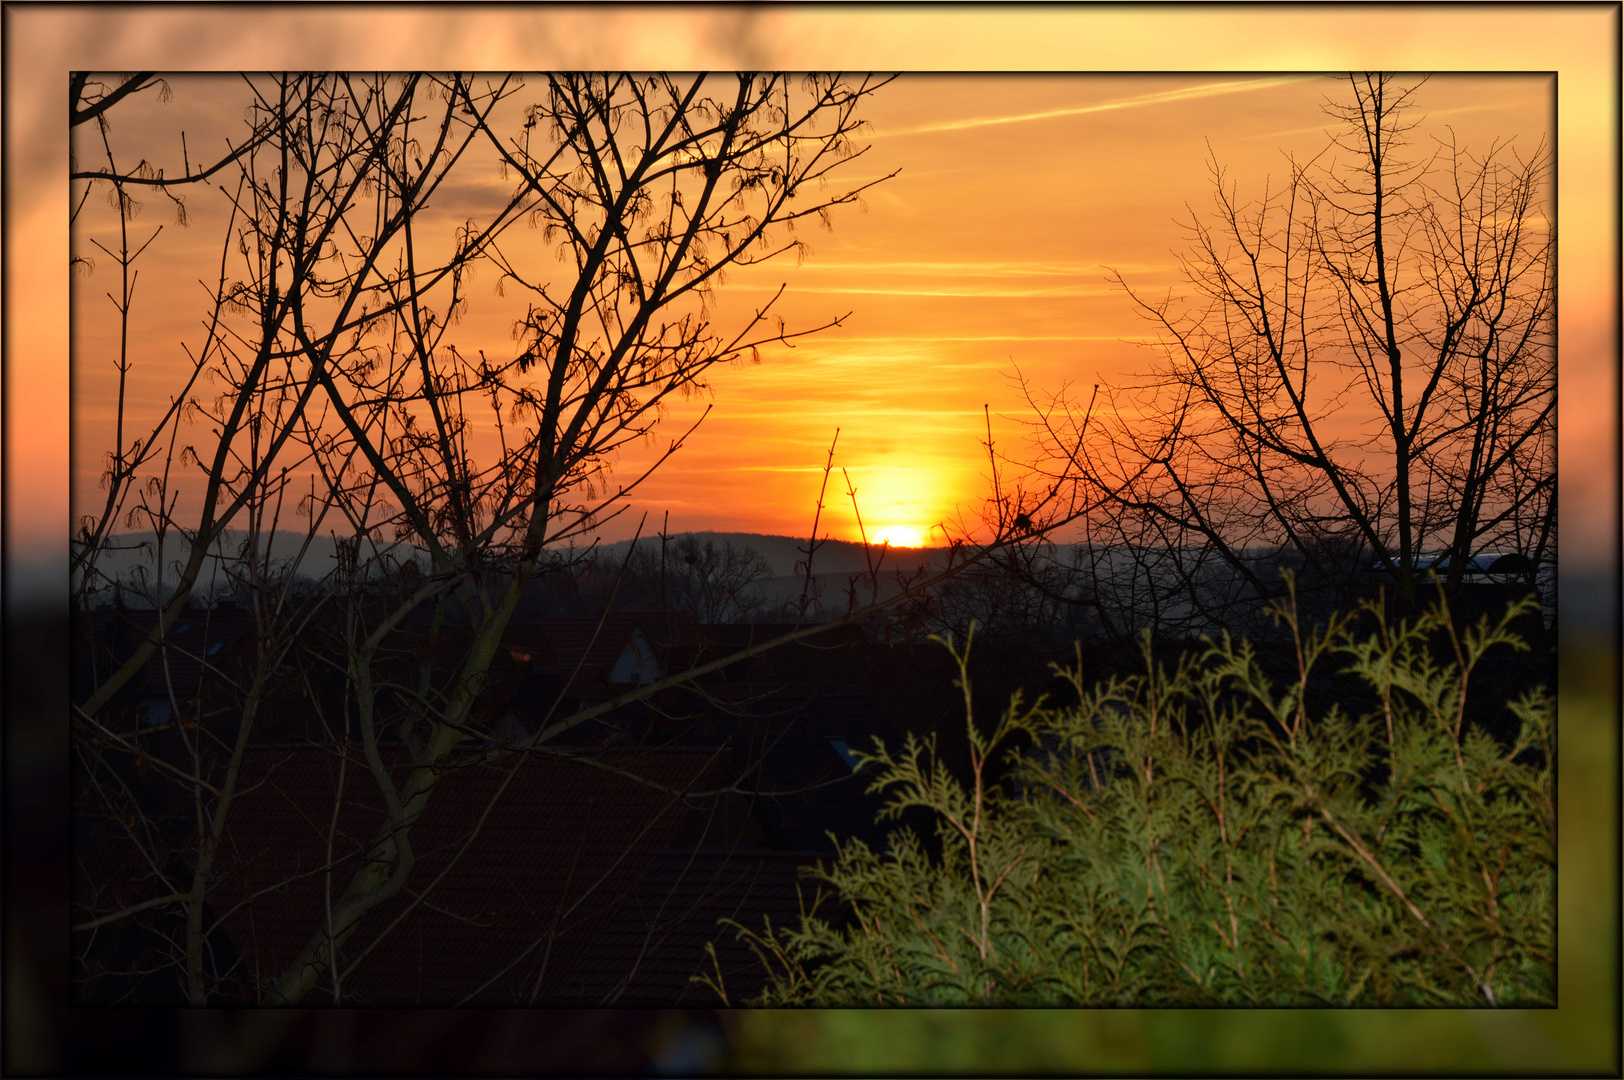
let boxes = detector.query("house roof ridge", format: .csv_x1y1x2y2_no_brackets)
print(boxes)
652,846,831,860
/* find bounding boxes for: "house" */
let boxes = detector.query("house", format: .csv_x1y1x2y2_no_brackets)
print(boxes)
498,612,704,725
565,848,831,1006
597,688,901,854
1370,550,1551,643
71,810,241,1005
76,679,911,1005
202,742,740,1005
74,607,960,1006
74,601,258,727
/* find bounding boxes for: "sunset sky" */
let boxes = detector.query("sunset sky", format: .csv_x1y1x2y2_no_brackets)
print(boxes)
7,6,1616,590
65,72,1555,550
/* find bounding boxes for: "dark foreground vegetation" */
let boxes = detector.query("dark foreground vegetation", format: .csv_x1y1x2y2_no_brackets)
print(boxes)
69,525,1553,1009
715,590,1554,1007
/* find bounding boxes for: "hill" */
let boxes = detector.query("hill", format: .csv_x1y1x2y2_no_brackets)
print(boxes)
76,529,961,606
582,531,952,578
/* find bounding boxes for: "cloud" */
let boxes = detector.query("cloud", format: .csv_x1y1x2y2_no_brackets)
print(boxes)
732,283,1119,299
837,334,1126,343
872,76,1317,138
784,260,1116,278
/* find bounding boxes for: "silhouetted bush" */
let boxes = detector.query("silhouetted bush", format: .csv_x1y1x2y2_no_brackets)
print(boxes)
715,592,1552,1006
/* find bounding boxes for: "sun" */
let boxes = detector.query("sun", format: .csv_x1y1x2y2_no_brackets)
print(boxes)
871,525,925,548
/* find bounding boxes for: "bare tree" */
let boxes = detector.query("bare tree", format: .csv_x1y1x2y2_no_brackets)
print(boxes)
641,535,774,623
1034,74,1553,633
72,71,532,1006
71,71,917,1007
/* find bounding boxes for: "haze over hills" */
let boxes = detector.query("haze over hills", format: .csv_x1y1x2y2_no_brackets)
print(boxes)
80,530,399,599
74,528,1573,632
78,529,961,603
586,532,948,578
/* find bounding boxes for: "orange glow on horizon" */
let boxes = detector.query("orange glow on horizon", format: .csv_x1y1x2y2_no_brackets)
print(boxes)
871,525,925,549
59,72,1560,552
13,7,1609,573
59,72,1559,553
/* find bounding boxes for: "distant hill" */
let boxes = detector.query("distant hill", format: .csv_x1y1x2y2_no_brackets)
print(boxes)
79,530,365,597
78,529,959,600
583,531,953,578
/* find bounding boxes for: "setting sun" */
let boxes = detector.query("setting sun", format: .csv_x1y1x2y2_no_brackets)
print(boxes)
871,525,926,548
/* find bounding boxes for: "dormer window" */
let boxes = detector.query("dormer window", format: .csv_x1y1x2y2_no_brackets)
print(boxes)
609,629,662,686
828,737,863,773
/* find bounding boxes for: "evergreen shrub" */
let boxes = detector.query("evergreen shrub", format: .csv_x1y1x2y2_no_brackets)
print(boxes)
708,591,1553,1006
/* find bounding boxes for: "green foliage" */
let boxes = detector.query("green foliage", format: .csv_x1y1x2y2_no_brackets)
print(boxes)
715,590,1553,1006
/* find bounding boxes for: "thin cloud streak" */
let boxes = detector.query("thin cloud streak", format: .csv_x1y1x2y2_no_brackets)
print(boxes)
737,284,1119,299
835,334,1129,343
784,260,1132,277
1239,96,1552,143
871,76,1317,138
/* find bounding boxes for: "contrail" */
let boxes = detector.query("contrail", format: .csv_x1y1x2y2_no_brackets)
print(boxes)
872,75,1318,138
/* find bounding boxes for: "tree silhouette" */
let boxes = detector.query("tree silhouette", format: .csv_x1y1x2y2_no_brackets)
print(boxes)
1034,75,1553,634
70,71,913,1007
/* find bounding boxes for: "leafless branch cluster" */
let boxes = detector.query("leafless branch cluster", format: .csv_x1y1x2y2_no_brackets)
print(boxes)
1029,74,1553,636
70,72,915,1007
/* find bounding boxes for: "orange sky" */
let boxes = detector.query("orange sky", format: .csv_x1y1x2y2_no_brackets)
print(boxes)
8,7,1617,577
635,73,1560,545
62,71,1557,549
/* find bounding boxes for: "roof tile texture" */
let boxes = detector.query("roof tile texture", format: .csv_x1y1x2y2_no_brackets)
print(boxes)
567,849,828,1006
210,743,734,1005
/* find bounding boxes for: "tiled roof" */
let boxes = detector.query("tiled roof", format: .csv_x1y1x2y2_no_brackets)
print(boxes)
599,690,899,854
77,604,258,702
566,849,831,1006
75,609,941,1005
208,742,736,1005
694,622,872,687
741,709,895,854
502,611,703,691
71,812,190,930
71,812,246,1005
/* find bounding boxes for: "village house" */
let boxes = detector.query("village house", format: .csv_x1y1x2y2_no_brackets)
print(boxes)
73,607,957,1005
